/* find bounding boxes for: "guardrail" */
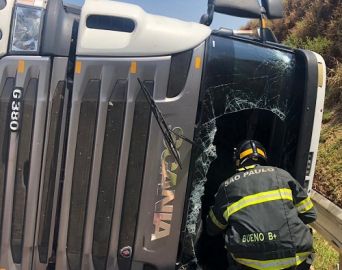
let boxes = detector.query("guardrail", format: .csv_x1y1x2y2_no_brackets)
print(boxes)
310,190,342,268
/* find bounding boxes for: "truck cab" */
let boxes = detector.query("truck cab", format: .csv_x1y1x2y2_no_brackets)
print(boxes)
0,0,325,269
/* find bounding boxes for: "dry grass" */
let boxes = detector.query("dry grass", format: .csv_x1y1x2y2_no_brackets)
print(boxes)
313,117,342,207
326,63,342,113
313,231,339,270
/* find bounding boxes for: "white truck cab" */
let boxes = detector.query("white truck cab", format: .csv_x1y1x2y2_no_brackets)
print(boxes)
0,0,325,269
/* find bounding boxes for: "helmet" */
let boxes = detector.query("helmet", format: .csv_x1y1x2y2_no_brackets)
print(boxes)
233,140,267,168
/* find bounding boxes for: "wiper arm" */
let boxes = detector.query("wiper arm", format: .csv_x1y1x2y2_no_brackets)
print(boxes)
169,128,196,146
137,78,196,169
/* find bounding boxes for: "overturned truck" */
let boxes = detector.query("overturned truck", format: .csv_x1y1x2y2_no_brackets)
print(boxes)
0,0,326,269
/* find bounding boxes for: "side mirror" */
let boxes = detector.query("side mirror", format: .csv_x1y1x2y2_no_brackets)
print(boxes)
200,0,283,26
214,0,261,19
261,0,284,19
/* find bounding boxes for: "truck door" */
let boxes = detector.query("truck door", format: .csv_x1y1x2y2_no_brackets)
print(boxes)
55,1,211,269
179,33,326,268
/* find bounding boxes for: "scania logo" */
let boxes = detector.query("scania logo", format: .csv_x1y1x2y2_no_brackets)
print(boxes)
119,246,132,258
10,88,22,132
151,127,183,241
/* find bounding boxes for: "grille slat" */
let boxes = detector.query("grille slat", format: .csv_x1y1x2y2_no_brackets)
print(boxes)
11,78,38,264
37,81,66,263
117,81,154,270
0,78,15,244
92,80,128,270
67,79,100,270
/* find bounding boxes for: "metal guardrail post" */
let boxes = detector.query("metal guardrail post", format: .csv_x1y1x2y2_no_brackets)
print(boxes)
310,190,342,269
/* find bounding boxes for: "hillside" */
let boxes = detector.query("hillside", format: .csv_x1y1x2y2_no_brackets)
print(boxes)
243,0,342,206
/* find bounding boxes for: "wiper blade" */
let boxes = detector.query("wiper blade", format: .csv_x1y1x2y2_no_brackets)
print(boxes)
137,78,182,168
138,78,195,169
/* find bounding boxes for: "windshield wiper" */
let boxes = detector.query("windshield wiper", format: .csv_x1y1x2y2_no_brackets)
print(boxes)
137,78,195,169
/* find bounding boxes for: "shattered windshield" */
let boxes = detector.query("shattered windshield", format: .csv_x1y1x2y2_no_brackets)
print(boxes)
180,36,305,268
201,38,296,123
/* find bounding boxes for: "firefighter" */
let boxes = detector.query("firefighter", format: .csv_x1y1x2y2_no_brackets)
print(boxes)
206,140,316,270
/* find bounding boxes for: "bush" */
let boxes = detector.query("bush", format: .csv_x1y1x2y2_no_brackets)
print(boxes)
284,36,332,56
303,37,332,55
322,110,333,124
326,62,342,111
283,35,304,48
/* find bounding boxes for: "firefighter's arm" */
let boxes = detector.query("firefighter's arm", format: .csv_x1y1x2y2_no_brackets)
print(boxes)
289,178,316,224
206,184,228,236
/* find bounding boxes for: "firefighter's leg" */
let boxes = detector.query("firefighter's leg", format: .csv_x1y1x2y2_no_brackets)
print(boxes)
195,222,228,270
295,254,314,270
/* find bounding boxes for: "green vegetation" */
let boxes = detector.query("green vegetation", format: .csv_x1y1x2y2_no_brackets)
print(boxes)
244,0,342,206
313,231,339,269
314,121,342,206
284,36,332,56
272,0,342,115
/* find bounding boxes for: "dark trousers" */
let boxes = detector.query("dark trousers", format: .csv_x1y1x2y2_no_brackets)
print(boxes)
195,228,228,270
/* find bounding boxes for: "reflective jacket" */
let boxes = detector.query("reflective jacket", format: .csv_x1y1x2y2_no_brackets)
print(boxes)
206,165,316,270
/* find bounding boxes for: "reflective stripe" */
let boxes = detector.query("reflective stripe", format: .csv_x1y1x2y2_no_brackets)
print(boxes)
237,165,256,172
130,61,137,74
240,148,253,159
17,60,25,73
223,189,293,220
239,148,265,159
256,148,266,157
75,60,82,74
209,209,227,230
232,252,311,270
295,197,314,214
195,56,202,69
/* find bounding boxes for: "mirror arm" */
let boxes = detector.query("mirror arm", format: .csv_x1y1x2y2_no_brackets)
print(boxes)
200,0,215,26
259,7,267,43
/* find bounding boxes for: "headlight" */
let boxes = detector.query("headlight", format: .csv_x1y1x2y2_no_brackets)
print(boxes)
10,4,44,53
